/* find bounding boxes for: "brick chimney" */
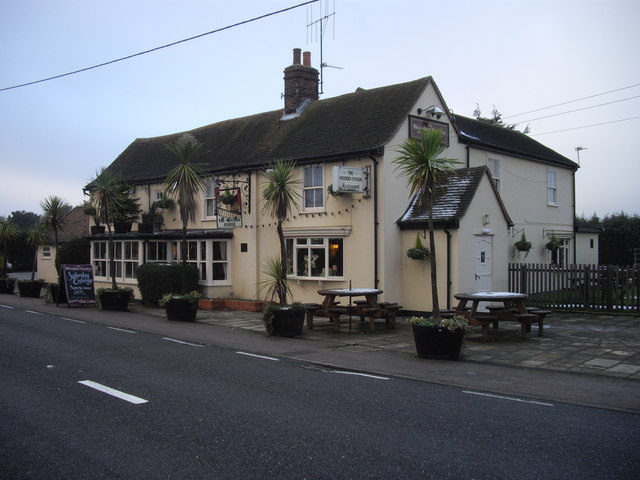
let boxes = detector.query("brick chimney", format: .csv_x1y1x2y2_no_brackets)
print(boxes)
283,48,319,115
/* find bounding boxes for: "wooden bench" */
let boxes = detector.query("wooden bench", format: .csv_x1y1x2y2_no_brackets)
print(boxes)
470,314,498,341
512,313,543,339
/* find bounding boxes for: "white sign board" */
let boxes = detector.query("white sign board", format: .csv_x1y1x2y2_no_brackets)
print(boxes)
217,216,242,228
332,166,364,193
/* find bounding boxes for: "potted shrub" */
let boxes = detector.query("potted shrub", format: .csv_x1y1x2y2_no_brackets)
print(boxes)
395,128,460,358
160,291,201,322
0,276,16,295
17,223,49,298
514,231,532,256
408,315,469,360
87,168,134,311
219,188,239,205
139,198,172,233
160,134,206,318
407,233,429,260
260,160,305,336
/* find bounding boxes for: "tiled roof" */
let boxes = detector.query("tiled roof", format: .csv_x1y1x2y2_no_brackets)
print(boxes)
105,77,433,184
397,166,512,229
454,115,578,170
58,206,89,242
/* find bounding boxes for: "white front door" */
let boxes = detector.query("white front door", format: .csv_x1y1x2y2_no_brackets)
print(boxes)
474,236,493,292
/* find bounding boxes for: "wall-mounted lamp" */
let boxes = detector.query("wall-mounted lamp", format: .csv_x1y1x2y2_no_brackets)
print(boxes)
417,105,445,119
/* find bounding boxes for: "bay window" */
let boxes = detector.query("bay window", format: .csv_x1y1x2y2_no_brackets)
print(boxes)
287,237,344,279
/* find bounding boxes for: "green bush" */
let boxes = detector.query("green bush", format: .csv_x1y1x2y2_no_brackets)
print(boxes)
136,263,199,305
55,237,91,273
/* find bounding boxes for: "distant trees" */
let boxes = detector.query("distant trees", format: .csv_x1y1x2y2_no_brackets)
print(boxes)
473,104,530,134
576,212,640,265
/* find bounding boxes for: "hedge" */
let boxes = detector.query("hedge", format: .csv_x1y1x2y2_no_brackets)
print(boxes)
136,263,199,305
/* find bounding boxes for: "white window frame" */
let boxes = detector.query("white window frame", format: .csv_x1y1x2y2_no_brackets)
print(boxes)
204,178,217,219
42,246,51,258
550,238,569,266
487,156,501,191
91,240,143,284
302,165,324,212
181,239,231,286
547,169,558,206
286,236,345,280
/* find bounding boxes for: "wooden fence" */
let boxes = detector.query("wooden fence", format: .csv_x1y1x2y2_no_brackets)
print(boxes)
508,263,640,313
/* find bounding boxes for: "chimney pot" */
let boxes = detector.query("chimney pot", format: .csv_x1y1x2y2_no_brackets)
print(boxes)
303,51,311,67
292,48,301,65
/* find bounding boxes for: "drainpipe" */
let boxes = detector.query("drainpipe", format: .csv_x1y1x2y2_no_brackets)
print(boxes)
368,154,379,289
445,228,451,310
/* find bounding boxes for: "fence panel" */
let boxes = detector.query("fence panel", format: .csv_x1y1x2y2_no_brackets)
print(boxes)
508,263,640,313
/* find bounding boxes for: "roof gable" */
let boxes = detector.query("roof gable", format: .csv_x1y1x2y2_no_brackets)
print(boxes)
397,166,512,229
454,115,578,170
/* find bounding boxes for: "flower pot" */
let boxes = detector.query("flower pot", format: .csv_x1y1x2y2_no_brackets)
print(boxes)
99,289,132,311
411,323,465,360
165,298,198,322
91,225,106,235
0,278,16,294
137,223,154,233
17,280,44,298
113,222,132,234
271,308,305,337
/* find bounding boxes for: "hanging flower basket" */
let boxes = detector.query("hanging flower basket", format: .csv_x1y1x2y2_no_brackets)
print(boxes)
514,232,532,254
407,234,429,260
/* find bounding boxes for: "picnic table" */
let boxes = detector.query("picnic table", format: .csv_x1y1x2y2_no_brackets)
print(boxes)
305,288,402,333
454,291,550,340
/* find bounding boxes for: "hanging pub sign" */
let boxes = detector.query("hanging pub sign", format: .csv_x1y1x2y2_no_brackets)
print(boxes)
61,264,96,306
216,187,243,228
408,116,449,146
332,166,365,193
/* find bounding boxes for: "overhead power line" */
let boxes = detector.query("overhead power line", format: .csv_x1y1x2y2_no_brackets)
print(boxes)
531,116,640,136
504,82,640,119
0,0,318,92
514,95,640,124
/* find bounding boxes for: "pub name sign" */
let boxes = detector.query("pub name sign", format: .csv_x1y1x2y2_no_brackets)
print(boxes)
332,166,365,193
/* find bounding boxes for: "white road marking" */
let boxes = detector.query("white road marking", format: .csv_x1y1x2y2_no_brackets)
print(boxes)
78,380,148,404
108,327,136,334
162,337,205,347
25,310,43,315
463,390,554,406
59,317,86,324
236,351,279,361
0,304,15,309
331,370,390,380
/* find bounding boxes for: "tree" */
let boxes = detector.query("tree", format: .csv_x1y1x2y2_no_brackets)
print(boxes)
395,128,460,320
7,210,39,229
599,212,640,265
472,104,528,132
89,168,127,290
40,195,71,268
0,218,20,274
261,160,301,305
164,134,207,294
25,224,50,281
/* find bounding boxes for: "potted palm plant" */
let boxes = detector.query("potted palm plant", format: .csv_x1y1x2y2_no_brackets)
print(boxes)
395,127,465,359
88,168,134,311
0,218,19,294
161,134,205,320
17,223,49,298
260,160,305,337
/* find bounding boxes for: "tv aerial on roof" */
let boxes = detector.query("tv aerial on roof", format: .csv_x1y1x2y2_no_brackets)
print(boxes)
307,0,340,95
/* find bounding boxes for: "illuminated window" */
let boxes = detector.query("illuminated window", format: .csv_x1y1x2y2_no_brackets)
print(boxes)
287,237,344,278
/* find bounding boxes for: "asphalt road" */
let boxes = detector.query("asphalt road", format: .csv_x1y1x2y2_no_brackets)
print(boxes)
1,306,639,479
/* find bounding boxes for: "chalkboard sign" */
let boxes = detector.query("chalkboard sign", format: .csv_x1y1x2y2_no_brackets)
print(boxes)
61,264,96,306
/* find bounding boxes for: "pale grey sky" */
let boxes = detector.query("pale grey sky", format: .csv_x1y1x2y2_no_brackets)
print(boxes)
1,0,639,219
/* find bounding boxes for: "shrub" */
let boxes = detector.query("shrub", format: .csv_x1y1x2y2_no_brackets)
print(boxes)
136,263,199,305
55,237,91,273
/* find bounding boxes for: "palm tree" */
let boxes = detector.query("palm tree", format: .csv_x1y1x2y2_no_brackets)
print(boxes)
395,128,460,320
0,218,20,275
25,224,50,281
40,195,71,270
261,160,301,305
89,168,126,291
164,134,207,294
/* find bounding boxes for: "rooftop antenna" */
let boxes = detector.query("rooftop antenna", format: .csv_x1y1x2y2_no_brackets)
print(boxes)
307,0,339,95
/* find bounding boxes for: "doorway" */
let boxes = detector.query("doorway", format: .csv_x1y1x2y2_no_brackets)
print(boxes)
474,235,493,291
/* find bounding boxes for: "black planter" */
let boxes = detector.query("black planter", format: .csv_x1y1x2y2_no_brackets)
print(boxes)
17,280,44,298
99,289,132,311
0,278,16,294
411,324,465,360
271,308,305,337
113,222,132,234
91,225,106,235
165,298,198,322
137,223,154,233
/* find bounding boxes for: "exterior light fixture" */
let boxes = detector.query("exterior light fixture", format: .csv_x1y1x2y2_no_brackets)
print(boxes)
417,105,445,119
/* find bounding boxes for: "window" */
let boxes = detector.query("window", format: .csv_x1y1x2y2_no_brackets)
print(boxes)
287,237,344,278
154,190,164,201
487,157,500,191
92,240,142,281
42,246,51,258
204,178,217,218
147,241,168,262
303,165,324,210
550,238,569,266
182,239,230,284
547,170,558,205
590,239,595,249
